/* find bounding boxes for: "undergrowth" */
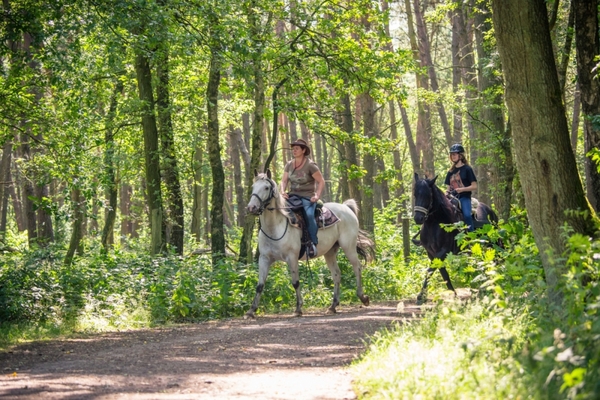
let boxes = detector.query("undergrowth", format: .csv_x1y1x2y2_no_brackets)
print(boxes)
352,210,600,399
0,206,423,348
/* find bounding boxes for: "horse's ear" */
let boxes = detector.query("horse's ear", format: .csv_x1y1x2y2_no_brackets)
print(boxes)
414,172,419,182
254,169,258,177
266,169,272,179
431,175,438,185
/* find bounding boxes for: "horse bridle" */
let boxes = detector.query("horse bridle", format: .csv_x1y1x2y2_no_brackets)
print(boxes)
413,185,433,220
251,176,290,241
250,177,277,215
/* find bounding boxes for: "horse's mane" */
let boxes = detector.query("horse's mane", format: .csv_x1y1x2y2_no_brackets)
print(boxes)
416,178,459,223
432,184,457,222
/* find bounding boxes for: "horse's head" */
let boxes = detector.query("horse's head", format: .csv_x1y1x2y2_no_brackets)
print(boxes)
413,173,437,225
247,169,277,215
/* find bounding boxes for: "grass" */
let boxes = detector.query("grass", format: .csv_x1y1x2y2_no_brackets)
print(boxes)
351,297,534,399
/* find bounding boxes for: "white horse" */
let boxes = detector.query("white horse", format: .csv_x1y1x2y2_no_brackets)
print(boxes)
245,170,375,318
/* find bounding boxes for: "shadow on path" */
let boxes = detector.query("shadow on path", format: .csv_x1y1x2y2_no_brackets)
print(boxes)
0,302,421,399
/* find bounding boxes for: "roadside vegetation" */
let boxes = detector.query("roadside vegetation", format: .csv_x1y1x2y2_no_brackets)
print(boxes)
0,205,421,346
352,211,600,399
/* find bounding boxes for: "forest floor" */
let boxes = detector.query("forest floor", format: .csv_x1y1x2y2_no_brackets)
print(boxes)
0,297,444,400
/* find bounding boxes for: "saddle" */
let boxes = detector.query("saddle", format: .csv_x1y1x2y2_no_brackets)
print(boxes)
285,195,340,259
447,194,479,218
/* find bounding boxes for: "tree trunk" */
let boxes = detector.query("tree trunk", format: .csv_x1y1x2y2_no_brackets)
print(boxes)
0,142,12,239
491,0,598,304
405,0,434,176
134,50,164,255
191,139,204,242
361,92,376,232
413,0,453,148
474,0,512,210
239,68,265,263
557,1,575,96
207,49,226,264
337,92,353,201
64,186,85,266
239,2,267,263
101,79,123,251
573,0,600,212
18,133,37,245
156,49,184,254
119,183,132,239
450,4,463,143
231,127,245,226
571,83,581,152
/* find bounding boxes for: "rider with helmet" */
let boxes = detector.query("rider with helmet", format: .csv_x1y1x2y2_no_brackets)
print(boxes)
445,143,477,231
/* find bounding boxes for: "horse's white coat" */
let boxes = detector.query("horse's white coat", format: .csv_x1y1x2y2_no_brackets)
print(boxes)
245,173,373,318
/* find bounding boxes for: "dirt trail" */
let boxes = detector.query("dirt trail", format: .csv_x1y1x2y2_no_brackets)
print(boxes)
0,301,421,399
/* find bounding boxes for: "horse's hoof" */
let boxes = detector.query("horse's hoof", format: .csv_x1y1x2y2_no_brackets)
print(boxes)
326,307,336,314
294,311,303,317
244,312,255,320
360,295,370,306
416,294,427,305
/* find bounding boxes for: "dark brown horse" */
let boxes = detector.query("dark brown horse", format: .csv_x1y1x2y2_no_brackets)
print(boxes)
412,173,498,303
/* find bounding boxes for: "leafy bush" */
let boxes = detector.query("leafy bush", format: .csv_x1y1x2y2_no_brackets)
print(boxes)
0,202,422,336
353,213,600,399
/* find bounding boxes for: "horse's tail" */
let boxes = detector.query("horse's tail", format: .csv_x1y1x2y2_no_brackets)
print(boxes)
343,199,376,263
343,199,359,216
357,229,376,263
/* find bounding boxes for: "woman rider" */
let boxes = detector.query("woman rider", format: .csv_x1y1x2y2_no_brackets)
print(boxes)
280,139,325,257
444,143,477,231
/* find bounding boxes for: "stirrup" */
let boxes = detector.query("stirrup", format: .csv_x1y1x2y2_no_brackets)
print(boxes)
307,243,317,258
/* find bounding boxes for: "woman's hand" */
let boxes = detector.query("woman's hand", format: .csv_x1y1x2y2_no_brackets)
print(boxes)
282,192,289,199
310,195,319,203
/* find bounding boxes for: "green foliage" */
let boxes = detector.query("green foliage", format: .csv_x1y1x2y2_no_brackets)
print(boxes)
353,213,600,399
0,205,421,346
352,299,535,399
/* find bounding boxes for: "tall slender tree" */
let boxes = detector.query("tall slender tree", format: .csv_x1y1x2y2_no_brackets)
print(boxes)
573,0,600,212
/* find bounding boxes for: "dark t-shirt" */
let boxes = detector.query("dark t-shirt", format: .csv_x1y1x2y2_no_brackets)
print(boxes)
444,164,477,199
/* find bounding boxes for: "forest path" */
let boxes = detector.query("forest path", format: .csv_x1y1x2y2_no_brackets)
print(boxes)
0,301,423,399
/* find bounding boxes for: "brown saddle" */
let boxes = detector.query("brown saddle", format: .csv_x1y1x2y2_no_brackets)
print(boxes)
285,197,340,259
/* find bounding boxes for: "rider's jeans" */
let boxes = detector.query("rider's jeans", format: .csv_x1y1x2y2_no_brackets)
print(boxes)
301,197,319,244
460,197,474,232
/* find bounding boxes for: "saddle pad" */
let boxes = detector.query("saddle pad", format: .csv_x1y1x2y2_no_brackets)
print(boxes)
317,207,340,228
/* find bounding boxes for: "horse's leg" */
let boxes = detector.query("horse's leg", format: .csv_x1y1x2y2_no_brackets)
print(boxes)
323,249,341,314
417,267,435,305
342,245,370,307
439,267,456,294
286,258,303,317
245,254,272,319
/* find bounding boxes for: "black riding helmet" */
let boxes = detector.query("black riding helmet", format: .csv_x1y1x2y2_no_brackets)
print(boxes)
449,143,465,154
